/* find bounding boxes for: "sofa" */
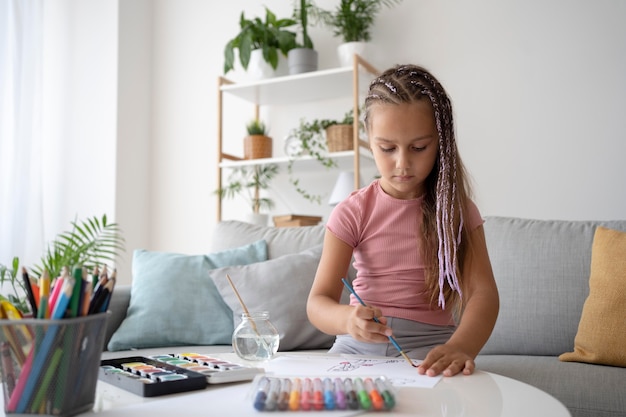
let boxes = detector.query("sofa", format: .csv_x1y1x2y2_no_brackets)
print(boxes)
101,217,626,417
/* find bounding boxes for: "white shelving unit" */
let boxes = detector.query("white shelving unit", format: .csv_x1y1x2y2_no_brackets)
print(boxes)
216,55,379,222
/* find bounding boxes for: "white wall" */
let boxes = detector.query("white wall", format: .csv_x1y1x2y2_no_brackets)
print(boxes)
44,0,626,284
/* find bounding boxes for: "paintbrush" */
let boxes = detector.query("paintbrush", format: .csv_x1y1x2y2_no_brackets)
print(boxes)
226,274,271,350
341,278,417,368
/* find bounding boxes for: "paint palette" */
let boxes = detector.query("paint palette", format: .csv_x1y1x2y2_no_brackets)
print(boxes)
99,353,265,397
149,353,264,384
99,356,208,397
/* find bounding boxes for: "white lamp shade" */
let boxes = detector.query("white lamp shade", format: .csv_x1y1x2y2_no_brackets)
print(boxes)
329,171,360,206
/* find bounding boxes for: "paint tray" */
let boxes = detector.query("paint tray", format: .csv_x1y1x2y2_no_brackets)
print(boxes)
98,356,208,397
0,312,110,417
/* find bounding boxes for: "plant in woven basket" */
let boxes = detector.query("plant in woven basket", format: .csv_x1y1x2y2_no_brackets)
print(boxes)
0,214,125,315
216,164,279,214
244,118,273,159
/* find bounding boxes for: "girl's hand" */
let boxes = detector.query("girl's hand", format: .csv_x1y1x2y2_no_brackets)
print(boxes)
346,305,392,343
417,344,475,377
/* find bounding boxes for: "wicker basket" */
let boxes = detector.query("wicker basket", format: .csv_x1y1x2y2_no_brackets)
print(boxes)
325,124,353,152
244,135,272,159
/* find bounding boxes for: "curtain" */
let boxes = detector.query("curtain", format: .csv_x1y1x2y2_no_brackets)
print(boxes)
0,0,44,268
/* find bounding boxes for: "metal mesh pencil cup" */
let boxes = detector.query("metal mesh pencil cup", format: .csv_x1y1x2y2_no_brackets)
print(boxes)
0,312,109,416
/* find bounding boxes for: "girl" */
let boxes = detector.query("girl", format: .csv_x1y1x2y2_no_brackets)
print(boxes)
307,64,499,377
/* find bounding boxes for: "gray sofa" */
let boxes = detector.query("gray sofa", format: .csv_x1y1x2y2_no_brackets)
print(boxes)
102,217,626,417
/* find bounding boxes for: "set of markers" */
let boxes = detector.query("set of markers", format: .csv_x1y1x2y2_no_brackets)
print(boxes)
0,266,115,415
251,376,396,412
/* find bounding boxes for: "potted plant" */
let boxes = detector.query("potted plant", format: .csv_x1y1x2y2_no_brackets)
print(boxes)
223,7,297,79
288,0,319,74
215,164,279,226
318,0,402,66
0,214,125,315
244,118,273,159
285,117,339,204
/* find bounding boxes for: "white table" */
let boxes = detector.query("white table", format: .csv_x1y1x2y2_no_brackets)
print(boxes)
2,352,571,417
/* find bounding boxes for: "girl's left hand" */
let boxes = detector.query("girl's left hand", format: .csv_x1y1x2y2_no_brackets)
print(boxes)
416,344,475,377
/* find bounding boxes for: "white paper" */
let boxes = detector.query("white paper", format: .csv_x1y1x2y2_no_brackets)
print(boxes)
266,354,442,388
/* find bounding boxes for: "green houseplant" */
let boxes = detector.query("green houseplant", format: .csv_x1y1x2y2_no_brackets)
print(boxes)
319,0,402,43
0,214,125,314
244,118,273,159
216,164,279,214
288,0,319,74
223,7,297,75
318,0,402,66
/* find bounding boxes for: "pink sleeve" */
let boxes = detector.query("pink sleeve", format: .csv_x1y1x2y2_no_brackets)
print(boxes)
466,199,484,231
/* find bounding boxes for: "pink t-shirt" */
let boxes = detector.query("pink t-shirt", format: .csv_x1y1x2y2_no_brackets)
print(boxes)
327,180,484,326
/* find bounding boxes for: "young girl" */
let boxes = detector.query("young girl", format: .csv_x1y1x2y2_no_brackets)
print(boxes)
307,64,499,377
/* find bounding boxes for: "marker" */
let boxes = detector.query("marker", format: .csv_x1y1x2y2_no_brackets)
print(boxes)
323,377,335,410
265,378,280,411
375,377,396,410
364,377,384,410
344,378,358,410
354,378,372,410
289,378,301,411
341,278,416,368
334,378,347,410
312,378,324,410
253,377,269,411
300,377,312,410
278,378,291,411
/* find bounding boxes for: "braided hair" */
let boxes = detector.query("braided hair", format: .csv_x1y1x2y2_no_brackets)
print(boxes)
364,64,472,310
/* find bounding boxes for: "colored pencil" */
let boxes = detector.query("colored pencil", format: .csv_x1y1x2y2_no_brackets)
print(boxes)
37,271,50,319
21,267,38,318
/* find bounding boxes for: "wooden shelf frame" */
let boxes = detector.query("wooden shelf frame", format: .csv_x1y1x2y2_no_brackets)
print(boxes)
216,54,379,222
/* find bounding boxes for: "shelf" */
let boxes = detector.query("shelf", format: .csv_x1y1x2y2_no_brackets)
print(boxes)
220,66,375,106
219,149,374,172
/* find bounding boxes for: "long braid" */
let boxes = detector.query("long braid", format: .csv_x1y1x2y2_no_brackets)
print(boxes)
365,65,469,310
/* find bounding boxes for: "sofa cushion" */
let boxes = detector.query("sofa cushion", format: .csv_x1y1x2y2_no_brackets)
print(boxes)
210,245,348,351
480,217,626,356
210,220,325,260
559,226,626,366
107,240,268,351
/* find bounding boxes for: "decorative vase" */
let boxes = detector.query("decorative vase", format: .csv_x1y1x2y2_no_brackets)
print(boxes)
244,135,272,159
337,41,369,67
232,311,280,361
248,49,288,80
288,48,318,75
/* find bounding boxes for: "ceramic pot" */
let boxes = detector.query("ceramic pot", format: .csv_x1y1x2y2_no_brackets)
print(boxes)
288,48,318,75
337,41,369,67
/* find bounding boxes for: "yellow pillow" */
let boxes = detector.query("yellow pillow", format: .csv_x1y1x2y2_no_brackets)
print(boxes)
559,226,626,366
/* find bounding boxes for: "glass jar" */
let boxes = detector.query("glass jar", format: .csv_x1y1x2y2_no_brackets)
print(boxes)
232,311,280,361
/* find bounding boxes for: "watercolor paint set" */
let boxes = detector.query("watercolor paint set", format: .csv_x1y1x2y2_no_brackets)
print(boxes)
99,353,264,397
249,375,397,412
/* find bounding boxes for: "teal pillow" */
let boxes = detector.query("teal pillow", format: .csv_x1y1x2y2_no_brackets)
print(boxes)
107,240,267,351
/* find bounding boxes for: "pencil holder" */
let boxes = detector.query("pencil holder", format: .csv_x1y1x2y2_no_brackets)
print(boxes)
0,312,109,417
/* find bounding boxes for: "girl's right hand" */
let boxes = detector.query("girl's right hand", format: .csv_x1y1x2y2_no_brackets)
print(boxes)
346,305,393,343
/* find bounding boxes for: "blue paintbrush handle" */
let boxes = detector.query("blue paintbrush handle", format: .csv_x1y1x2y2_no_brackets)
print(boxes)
341,278,405,353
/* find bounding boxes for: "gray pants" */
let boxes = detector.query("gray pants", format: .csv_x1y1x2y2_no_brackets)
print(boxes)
328,317,456,360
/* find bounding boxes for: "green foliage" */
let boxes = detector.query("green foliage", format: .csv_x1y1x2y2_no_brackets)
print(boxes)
216,164,279,213
246,119,268,136
224,7,297,74
0,214,125,314
292,0,322,49
318,0,402,42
